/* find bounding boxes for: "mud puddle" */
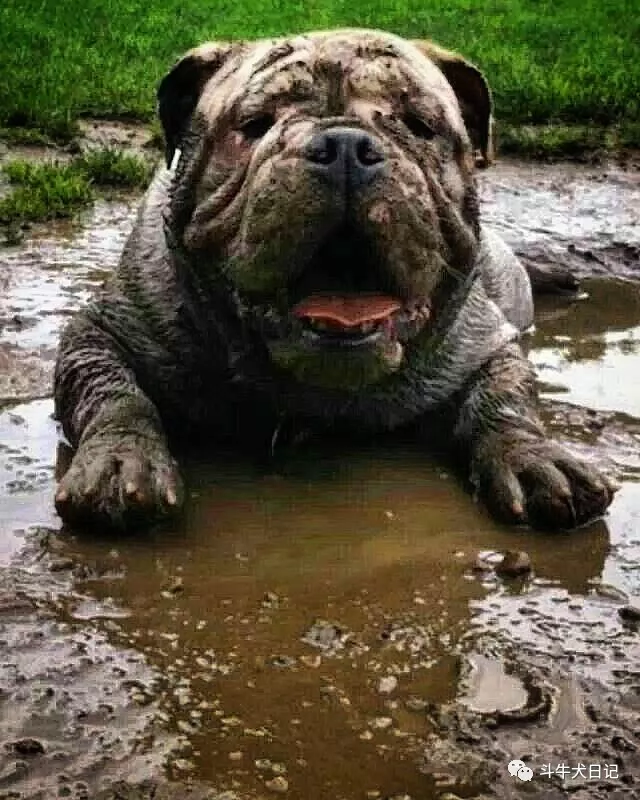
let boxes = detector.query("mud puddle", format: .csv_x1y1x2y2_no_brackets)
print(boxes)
0,161,639,799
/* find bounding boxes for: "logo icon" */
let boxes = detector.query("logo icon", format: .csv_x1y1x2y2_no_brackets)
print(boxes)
508,759,534,782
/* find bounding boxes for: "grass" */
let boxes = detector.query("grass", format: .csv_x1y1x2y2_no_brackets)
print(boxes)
0,127,58,147
76,148,154,187
0,0,638,146
497,121,640,161
0,150,154,226
0,161,93,224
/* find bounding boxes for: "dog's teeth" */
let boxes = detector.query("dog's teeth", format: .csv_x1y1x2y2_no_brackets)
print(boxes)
306,318,379,335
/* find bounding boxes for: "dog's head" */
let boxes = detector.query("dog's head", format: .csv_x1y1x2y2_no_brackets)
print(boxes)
158,29,493,390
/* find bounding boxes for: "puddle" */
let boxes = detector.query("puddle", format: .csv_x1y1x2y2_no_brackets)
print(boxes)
532,279,640,417
0,161,639,798
0,200,134,403
458,654,529,714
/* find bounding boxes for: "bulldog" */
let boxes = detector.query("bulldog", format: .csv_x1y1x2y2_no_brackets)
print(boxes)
53,29,614,530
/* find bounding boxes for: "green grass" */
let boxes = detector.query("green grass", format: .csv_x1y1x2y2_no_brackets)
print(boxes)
497,120,640,160
76,148,154,187
0,0,638,143
0,127,58,147
0,150,154,225
0,161,94,224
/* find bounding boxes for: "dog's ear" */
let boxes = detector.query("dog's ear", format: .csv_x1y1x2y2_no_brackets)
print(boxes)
411,41,494,168
158,42,239,167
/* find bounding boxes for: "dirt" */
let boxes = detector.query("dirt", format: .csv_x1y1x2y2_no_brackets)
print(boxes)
0,138,639,799
0,121,158,167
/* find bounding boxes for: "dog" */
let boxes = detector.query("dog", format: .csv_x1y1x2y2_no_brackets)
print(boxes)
53,29,614,530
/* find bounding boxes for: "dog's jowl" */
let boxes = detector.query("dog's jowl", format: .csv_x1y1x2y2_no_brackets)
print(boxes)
53,29,615,530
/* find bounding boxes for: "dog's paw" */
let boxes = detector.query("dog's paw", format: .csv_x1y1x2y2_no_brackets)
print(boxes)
55,434,183,530
472,434,616,530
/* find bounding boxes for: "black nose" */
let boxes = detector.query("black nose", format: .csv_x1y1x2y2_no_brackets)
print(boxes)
305,127,385,188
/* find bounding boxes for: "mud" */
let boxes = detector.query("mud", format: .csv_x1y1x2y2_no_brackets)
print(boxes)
479,160,640,282
0,159,639,800
0,121,157,169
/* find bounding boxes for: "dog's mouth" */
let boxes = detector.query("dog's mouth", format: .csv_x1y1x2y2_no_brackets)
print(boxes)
295,222,396,299
292,293,427,349
234,224,434,387
239,225,431,344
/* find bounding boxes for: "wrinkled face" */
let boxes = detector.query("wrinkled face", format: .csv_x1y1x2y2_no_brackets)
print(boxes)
167,30,484,390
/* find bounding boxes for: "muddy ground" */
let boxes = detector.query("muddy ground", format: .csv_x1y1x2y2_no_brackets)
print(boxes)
0,133,639,799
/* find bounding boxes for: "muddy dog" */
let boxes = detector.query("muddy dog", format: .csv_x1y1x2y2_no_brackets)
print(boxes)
54,29,614,530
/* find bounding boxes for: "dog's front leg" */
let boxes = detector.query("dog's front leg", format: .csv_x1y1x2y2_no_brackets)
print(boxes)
53,312,183,530
451,343,615,529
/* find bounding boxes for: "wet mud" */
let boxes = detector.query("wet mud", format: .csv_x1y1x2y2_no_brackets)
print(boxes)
480,161,640,283
0,160,639,799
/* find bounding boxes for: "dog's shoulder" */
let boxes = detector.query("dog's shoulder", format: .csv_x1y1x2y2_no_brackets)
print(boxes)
86,165,192,355
119,166,173,271
476,226,534,333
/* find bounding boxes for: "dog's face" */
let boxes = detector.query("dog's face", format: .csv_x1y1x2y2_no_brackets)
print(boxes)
159,29,493,390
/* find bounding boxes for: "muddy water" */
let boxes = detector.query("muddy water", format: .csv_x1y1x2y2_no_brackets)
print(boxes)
0,161,639,799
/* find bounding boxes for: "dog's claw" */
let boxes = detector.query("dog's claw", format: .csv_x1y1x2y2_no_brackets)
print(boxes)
55,489,69,504
475,436,614,530
511,500,524,517
54,435,183,529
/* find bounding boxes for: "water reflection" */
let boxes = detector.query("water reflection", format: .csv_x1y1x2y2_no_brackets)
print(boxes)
531,279,640,416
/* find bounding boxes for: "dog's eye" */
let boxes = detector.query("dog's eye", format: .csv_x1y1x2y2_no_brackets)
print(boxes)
238,113,276,140
401,112,435,141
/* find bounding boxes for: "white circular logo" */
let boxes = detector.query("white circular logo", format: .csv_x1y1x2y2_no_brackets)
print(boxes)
508,759,533,782
508,759,526,777
517,766,533,782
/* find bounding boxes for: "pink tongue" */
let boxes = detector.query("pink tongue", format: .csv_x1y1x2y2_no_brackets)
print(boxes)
293,295,402,328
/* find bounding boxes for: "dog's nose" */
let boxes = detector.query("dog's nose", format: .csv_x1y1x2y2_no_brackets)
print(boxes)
305,127,385,188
